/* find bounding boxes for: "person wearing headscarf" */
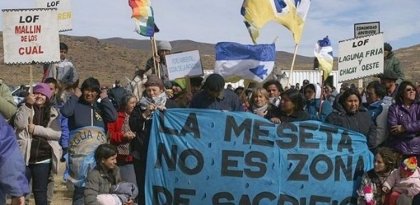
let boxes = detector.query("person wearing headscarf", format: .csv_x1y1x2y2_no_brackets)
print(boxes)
129,75,178,205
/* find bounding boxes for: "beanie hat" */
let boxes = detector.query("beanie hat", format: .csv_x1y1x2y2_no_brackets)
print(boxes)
33,83,53,100
172,79,187,90
158,41,172,51
81,77,101,93
384,43,392,52
204,73,225,92
145,75,164,89
400,156,417,176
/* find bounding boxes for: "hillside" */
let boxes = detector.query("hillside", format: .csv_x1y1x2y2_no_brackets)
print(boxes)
0,33,419,86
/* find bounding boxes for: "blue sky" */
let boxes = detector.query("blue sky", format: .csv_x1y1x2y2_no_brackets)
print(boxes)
1,0,419,56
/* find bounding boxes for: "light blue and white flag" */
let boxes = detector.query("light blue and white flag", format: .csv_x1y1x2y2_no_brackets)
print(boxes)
214,42,276,82
314,36,333,80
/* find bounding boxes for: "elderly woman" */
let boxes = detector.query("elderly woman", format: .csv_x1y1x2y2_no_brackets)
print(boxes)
14,83,62,205
129,75,178,205
60,77,117,205
249,88,281,123
303,84,332,122
107,94,138,185
278,89,310,123
326,89,376,148
388,81,420,157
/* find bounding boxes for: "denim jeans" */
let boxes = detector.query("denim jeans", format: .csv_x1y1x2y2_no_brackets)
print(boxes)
26,163,51,205
72,186,85,205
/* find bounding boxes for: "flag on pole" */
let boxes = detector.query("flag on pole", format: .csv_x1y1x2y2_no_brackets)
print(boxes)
314,36,333,80
128,0,159,37
273,0,311,44
214,42,276,82
241,0,276,44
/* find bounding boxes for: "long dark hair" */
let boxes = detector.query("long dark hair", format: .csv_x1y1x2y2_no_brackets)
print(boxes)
95,144,117,167
338,89,362,113
119,94,136,111
395,81,416,105
280,89,305,111
375,147,397,173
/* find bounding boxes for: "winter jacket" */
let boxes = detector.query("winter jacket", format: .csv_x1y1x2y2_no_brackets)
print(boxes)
357,169,390,205
107,111,134,164
383,168,420,197
279,110,310,123
367,100,390,149
326,105,376,148
0,114,29,203
190,89,243,111
84,166,121,205
384,52,404,82
388,102,420,155
13,104,62,173
304,98,333,122
60,94,117,130
0,82,17,120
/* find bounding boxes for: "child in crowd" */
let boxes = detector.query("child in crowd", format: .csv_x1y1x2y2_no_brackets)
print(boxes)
382,156,420,205
84,144,137,205
357,147,397,205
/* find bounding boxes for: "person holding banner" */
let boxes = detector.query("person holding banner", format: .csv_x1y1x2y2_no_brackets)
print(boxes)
44,43,79,88
144,41,172,85
326,89,376,147
249,87,281,123
60,77,117,205
14,83,62,205
278,89,310,123
129,75,178,205
388,81,420,159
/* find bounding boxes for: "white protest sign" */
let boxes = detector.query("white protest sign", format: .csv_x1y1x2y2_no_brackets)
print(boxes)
36,0,72,31
2,8,60,64
354,22,380,38
165,50,203,80
338,33,384,82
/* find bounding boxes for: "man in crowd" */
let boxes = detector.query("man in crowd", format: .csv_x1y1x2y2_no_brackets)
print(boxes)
0,114,29,205
263,80,283,107
144,40,172,86
380,70,399,105
384,42,404,83
43,42,79,87
190,73,242,111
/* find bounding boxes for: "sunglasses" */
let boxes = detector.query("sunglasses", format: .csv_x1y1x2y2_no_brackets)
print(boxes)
405,88,416,92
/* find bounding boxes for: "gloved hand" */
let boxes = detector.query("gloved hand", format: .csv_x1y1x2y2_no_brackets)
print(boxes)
60,147,68,162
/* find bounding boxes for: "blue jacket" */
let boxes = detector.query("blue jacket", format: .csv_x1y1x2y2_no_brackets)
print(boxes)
304,99,332,122
0,114,29,203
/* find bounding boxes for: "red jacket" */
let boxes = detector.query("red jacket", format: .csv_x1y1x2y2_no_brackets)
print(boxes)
107,111,133,164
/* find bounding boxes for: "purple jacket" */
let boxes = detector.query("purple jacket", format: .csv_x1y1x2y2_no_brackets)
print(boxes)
0,114,29,203
388,102,420,154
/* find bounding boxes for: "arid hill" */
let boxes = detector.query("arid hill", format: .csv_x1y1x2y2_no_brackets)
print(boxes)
0,33,418,87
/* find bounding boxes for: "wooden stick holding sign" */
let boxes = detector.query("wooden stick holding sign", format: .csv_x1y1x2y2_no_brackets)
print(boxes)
287,44,299,87
152,37,161,79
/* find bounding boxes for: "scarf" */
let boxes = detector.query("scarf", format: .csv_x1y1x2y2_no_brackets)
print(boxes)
252,103,269,117
139,91,168,110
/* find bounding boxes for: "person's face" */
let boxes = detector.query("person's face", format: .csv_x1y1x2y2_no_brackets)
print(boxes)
102,154,117,170
172,85,182,94
82,88,98,104
60,49,67,60
366,87,379,104
403,85,416,102
47,83,58,95
33,92,47,106
374,154,386,173
125,97,137,114
344,94,359,114
280,96,295,113
253,93,268,107
304,88,315,100
381,79,395,90
158,50,171,59
266,84,280,98
146,85,163,98
384,50,389,58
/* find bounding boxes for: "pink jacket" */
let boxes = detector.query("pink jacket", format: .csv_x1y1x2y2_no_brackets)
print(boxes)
384,168,420,196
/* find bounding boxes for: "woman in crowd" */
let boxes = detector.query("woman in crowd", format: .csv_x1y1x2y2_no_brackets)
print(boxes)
14,83,62,205
303,83,332,122
107,94,138,184
326,89,376,148
129,75,178,205
60,77,117,205
357,147,397,205
278,89,310,123
387,81,420,158
249,88,281,123
85,144,135,205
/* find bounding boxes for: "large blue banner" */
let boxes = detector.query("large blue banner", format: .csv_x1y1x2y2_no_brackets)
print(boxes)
146,109,374,205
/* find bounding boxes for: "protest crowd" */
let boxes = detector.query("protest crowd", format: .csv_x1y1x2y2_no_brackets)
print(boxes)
0,38,420,205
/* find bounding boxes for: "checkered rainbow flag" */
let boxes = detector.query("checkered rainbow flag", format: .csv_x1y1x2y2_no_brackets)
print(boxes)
128,0,159,37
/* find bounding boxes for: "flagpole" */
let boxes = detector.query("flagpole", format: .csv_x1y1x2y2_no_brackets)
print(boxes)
151,36,161,79
150,36,158,76
287,44,299,88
